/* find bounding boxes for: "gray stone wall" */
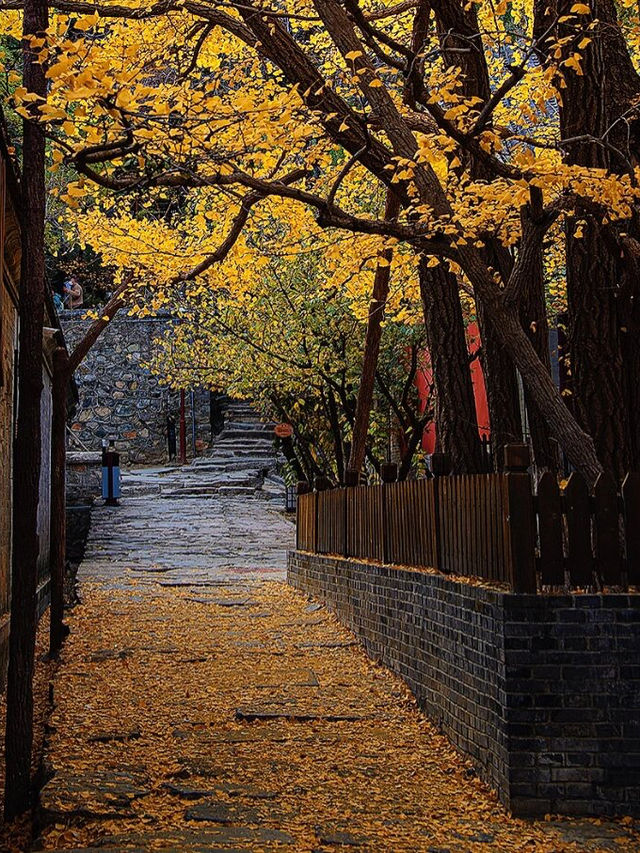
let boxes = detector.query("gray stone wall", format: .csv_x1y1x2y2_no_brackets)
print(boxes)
287,551,640,818
60,311,211,465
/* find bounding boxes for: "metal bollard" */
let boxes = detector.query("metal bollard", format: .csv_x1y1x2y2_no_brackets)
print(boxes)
101,438,121,506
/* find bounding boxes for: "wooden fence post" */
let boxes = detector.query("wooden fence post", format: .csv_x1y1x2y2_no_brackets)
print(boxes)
430,453,450,572
622,473,640,586
313,477,331,554
344,469,359,487
295,481,310,551
380,464,396,564
342,486,348,558
504,444,537,594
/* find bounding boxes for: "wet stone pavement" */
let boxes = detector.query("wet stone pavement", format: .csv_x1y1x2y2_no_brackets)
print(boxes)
37,469,640,852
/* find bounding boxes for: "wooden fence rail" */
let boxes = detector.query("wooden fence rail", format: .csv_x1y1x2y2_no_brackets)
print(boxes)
296,462,640,593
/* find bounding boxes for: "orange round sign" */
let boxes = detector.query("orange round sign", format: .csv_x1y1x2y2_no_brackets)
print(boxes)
274,423,293,438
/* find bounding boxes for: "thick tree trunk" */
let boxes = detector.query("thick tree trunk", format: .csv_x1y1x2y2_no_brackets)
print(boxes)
620,270,640,469
519,208,559,474
4,0,48,820
475,299,522,458
566,218,633,481
419,257,483,473
467,277,604,485
431,0,523,464
534,0,640,481
348,191,400,476
49,348,69,657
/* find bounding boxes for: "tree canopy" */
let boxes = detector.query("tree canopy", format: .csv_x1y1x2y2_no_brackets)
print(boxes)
2,0,639,482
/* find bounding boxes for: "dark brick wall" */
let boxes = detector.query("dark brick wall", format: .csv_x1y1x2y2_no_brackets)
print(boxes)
287,551,640,818
504,594,640,816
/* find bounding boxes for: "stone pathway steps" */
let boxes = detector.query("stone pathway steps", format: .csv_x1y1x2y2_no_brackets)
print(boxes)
125,400,283,501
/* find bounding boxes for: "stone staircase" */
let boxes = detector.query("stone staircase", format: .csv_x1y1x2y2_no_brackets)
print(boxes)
123,400,283,501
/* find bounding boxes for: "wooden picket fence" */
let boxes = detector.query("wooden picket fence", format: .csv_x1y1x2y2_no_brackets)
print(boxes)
296,466,640,593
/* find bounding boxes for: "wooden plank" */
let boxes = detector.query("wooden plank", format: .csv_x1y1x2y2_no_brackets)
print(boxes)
537,472,564,586
469,476,477,578
441,477,452,573
564,472,593,588
622,473,640,586
384,482,393,563
505,471,536,593
492,475,502,581
462,476,468,575
593,474,621,587
296,494,301,550
346,488,354,558
426,479,438,567
468,476,476,577
450,476,459,574
478,475,489,580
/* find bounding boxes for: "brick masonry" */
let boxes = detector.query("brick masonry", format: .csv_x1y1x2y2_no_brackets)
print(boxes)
288,551,640,817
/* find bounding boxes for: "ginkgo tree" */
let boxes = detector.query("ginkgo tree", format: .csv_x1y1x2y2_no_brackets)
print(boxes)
1,0,639,822
146,246,432,483
2,0,639,485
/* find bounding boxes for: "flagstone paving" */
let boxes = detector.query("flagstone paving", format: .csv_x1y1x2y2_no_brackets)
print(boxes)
37,473,640,852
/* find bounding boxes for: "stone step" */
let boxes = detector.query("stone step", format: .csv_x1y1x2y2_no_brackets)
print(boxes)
224,422,273,433
162,486,220,496
209,448,275,459
218,485,264,497
217,429,274,442
178,475,260,487
190,459,269,473
213,439,273,450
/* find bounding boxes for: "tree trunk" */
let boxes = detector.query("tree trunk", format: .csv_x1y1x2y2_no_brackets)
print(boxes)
534,0,640,481
4,0,48,820
419,257,483,473
325,387,345,482
565,218,633,481
475,299,522,459
430,0,523,465
49,348,69,657
473,288,604,486
348,191,400,476
519,207,559,474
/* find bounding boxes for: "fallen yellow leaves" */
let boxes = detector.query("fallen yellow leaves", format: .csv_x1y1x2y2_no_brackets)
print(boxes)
27,580,640,852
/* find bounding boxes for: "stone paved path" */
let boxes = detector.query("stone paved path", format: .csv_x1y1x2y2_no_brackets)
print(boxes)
80,479,294,586
37,471,639,852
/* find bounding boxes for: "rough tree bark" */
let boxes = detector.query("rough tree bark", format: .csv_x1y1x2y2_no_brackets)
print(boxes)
418,257,483,473
429,0,524,462
4,0,48,820
534,0,640,480
519,197,560,474
347,190,400,477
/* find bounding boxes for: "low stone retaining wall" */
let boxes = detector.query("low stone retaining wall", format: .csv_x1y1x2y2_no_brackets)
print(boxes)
67,451,102,503
287,551,640,818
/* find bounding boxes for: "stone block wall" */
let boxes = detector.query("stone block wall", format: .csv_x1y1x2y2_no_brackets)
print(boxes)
60,311,211,464
288,551,640,817
66,451,102,503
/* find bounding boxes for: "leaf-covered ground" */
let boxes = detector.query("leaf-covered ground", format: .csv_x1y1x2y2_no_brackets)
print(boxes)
37,579,639,852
